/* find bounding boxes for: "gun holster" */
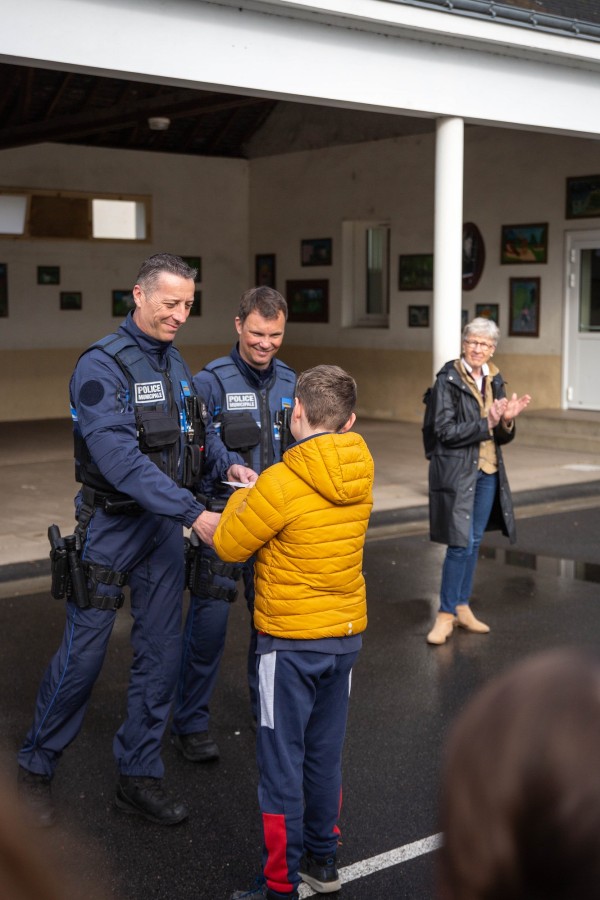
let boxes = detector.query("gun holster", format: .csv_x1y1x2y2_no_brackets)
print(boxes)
195,492,228,513
184,527,241,601
48,524,128,611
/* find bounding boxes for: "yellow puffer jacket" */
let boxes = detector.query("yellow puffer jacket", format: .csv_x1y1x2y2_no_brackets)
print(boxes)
213,431,374,639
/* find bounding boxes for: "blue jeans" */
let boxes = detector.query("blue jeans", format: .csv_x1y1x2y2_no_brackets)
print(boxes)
439,471,498,614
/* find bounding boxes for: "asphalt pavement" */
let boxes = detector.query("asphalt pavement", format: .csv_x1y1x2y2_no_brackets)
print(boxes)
1,419,600,899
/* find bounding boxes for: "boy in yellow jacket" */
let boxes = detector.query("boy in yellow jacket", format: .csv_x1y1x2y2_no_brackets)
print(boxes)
214,365,374,900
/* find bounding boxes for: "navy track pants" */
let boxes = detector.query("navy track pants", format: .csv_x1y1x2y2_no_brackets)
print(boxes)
256,648,358,896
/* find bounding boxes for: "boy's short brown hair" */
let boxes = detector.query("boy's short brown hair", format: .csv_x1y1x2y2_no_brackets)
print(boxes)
295,365,357,432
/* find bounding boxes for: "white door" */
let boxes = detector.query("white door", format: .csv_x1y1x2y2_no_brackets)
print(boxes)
565,230,600,411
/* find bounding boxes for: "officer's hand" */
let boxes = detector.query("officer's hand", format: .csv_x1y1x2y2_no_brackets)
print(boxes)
226,464,258,484
192,511,221,548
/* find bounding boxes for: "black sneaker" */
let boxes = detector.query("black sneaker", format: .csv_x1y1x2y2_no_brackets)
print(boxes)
230,879,267,899
115,776,188,825
230,878,298,899
172,731,220,762
17,766,56,828
299,852,341,893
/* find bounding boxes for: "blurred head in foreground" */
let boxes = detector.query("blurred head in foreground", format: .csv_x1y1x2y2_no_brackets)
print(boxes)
1,772,111,900
439,648,600,900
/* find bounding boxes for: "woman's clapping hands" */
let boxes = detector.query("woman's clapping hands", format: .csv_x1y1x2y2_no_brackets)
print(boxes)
502,392,532,424
487,393,531,430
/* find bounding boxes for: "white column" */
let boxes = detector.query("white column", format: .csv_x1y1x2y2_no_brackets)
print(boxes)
433,116,464,377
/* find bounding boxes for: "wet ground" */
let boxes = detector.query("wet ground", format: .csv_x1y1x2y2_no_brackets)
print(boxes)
2,502,600,900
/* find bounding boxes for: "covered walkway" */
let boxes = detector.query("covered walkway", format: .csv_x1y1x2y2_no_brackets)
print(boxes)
2,414,600,576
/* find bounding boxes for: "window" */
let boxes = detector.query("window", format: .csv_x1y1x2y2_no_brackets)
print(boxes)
92,199,146,240
0,195,27,234
0,189,151,241
579,248,600,331
342,220,390,327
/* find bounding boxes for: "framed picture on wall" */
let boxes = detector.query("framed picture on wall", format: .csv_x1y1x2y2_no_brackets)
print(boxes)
189,289,202,316
500,223,548,264
475,303,499,324
408,304,430,327
285,279,329,322
301,238,332,267
112,289,135,317
180,256,202,282
60,291,82,311
38,265,60,285
462,222,485,291
0,263,7,317
255,253,276,288
398,254,433,291
509,278,540,337
566,175,600,219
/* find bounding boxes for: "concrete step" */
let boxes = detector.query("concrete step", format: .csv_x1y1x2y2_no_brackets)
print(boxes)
517,409,600,454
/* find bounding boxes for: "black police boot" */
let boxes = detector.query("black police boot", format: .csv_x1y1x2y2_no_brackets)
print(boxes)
172,731,219,762
115,776,188,825
17,766,56,828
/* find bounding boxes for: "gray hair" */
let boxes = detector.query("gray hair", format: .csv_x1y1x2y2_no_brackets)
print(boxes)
463,316,500,346
135,253,197,295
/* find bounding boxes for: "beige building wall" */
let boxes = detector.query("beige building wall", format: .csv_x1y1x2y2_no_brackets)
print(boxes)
0,143,249,347
249,125,600,418
3,345,557,425
0,126,597,422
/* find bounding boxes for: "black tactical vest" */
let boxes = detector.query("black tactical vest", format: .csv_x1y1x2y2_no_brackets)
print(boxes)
72,333,206,499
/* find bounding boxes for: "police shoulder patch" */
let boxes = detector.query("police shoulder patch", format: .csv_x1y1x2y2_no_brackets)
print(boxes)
79,380,105,407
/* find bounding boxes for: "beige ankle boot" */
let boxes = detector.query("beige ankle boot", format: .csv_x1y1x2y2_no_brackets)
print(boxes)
426,612,456,645
456,604,490,634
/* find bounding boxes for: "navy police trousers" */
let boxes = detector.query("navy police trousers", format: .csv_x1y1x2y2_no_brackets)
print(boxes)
172,547,257,735
18,508,185,779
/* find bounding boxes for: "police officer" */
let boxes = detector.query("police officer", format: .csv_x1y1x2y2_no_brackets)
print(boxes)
17,254,255,827
171,286,295,762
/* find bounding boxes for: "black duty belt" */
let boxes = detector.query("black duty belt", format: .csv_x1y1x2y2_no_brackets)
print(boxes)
81,486,143,517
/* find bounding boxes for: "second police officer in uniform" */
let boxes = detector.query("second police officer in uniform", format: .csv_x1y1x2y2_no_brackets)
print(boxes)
17,254,256,827
171,286,295,761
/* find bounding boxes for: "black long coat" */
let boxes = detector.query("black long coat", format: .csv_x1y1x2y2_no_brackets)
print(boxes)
428,360,516,548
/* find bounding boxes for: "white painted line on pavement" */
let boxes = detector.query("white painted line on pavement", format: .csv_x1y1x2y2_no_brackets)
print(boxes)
298,832,443,897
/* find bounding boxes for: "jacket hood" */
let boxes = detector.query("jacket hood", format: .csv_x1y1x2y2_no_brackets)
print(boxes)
283,431,374,506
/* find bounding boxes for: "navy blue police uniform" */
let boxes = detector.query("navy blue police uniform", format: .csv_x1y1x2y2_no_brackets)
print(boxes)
18,312,232,782
172,344,295,735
